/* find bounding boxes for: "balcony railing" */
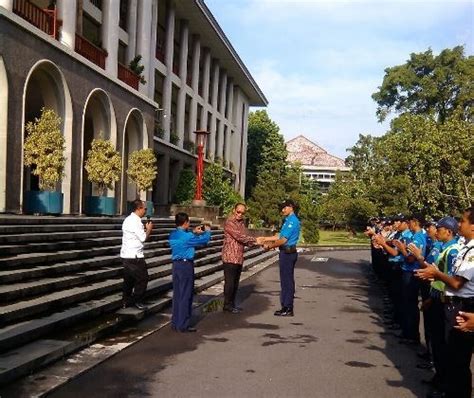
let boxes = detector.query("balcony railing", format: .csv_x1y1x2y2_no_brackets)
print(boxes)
75,34,107,69
118,63,140,90
13,0,58,38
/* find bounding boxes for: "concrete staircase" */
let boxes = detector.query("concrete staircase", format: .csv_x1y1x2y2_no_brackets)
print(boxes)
0,216,276,386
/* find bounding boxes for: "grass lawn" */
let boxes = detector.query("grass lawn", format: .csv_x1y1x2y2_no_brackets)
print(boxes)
316,230,370,246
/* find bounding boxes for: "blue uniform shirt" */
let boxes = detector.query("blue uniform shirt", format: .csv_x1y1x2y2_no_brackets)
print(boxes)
390,229,413,264
440,238,459,276
425,240,443,264
279,212,300,247
402,230,425,271
169,228,211,261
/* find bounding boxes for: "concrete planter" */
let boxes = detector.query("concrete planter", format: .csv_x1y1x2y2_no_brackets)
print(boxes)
85,196,116,216
24,191,63,215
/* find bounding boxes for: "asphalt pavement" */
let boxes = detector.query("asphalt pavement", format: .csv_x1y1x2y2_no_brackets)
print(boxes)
48,250,438,398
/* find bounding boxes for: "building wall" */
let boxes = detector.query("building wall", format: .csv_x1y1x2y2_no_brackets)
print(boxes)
0,0,263,213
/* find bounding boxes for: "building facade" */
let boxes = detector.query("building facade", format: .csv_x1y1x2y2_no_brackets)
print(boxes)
286,135,351,193
0,0,267,214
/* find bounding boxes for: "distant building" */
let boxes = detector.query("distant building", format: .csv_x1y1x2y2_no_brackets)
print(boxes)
286,135,351,192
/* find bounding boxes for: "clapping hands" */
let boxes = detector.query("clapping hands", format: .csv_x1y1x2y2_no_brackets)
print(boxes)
455,312,474,332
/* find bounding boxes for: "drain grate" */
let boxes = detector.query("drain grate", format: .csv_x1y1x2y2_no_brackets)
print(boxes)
311,256,329,262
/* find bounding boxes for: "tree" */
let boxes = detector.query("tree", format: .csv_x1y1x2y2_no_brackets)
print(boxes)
246,110,287,198
84,137,122,196
126,148,157,197
174,168,196,204
24,108,66,191
372,46,474,123
298,176,320,244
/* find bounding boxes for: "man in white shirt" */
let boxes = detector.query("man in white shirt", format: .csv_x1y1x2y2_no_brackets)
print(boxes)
120,199,153,310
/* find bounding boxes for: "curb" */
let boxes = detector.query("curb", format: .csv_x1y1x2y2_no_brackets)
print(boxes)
299,245,369,252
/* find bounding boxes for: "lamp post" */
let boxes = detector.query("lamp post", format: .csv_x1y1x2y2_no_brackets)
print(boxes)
192,130,210,205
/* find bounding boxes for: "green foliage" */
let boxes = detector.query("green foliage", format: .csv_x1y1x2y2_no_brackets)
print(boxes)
183,140,195,153
126,148,157,195
298,176,320,244
246,110,287,198
129,55,147,84
203,162,243,214
170,132,180,145
84,136,122,196
372,46,473,123
174,168,196,204
23,108,66,191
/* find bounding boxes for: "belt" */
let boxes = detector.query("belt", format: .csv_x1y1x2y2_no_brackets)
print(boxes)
442,296,474,305
280,246,297,254
174,258,193,262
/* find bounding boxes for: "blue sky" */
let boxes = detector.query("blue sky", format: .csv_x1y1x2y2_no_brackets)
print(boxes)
205,0,473,159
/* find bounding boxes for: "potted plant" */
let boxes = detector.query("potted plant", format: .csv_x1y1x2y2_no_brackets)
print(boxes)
84,136,122,215
23,108,66,215
129,55,147,84
126,148,158,216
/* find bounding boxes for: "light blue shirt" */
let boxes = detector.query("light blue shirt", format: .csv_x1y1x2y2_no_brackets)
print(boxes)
402,229,426,271
169,228,211,261
389,229,413,263
279,212,301,247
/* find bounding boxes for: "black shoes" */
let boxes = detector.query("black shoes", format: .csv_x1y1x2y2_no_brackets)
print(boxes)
134,302,148,310
274,307,294,317
180,327,197,333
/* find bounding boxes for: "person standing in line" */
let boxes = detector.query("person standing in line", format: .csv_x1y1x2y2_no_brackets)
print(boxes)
262,199,301,317
169,213,211,333
221,203,265,313
120,199,153,310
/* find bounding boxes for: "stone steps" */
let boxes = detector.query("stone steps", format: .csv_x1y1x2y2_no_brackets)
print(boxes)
0,250,277,386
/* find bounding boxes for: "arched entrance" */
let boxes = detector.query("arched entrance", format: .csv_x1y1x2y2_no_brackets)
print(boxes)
21,60,73,213
121,109,148,212
80,89,117,214
0,56,8,213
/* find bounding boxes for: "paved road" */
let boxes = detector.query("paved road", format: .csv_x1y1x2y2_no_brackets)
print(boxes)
50,250,433,398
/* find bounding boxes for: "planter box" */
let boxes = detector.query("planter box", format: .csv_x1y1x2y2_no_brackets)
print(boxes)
127,200,154,217
85,196,116,216
24,191,63,215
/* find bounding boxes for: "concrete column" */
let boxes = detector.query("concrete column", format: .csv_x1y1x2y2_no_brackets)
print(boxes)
232,89,243,190
224,127,232,166
58,0,77,49
176,20,189,146
219,71,227,115
0,0,13,11
226,79,234,122
217,119,224,160
239,102,250,196
201,48,211,102
126,0,138,63
188,35,200,143
162,4,175,139
136,0,152,95
147,0,158,99
102,0,120,76
211,61,220,110
208,114,216,160
0,57,8,212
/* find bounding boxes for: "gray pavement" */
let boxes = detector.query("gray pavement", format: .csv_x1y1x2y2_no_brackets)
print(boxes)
48,250,434,398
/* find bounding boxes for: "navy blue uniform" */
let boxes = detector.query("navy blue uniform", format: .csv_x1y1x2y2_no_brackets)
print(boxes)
169,228,211,331
278,213,301,309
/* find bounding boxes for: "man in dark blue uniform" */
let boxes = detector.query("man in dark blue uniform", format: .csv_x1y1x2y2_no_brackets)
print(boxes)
169,213,211,332
263,199,301,317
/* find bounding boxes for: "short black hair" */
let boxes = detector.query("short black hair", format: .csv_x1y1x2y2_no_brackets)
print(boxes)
408,213,425,225
175,212,189,227
131,199,145,211
465,207,474,224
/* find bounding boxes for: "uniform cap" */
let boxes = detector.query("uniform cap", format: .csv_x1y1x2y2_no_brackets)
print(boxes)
436,216,458,234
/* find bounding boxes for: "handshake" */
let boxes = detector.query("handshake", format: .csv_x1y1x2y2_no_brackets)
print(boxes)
256,236,278,250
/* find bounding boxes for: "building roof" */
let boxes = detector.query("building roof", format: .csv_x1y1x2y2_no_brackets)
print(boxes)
177,0,268,106
286,135,347,168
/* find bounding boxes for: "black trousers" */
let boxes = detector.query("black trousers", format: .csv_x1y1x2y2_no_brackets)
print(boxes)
122,258,148,305
444,299,474,398
223,263,242,309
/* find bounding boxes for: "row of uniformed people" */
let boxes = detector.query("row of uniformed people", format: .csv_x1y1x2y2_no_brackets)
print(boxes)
365,207,474,398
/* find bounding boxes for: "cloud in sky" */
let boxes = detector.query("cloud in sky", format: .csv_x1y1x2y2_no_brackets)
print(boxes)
205,0,473,158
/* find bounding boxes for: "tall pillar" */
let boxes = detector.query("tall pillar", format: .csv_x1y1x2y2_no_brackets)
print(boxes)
224,126,232,166
136,0,152,95
208,114,216,160
226,79,234,123
102,0,120,76
219,71,227,115
239,102,250,196
201,48,211,103
189,35,200,143
126,0,138,63
0,0,13,11
147,0,158,99
217,119,224,160
208,61,219,159
176,20,189,146
58,0,77,49
162,4,175,140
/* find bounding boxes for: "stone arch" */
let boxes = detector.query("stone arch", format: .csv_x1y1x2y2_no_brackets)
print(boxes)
80,88,118,214
21,60,74,213
0,57,8,212
121,109,148,212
